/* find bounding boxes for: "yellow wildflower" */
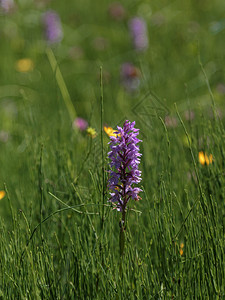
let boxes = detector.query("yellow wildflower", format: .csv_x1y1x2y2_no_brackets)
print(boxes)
0,190,6,200
199,151,213,165
199,151,205,165
15,58,34,73
205,154,213,165
86,127,97,138
104,126,120,137
179,243,184,256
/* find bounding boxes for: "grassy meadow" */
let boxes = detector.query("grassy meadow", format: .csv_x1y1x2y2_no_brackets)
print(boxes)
0,0,225,298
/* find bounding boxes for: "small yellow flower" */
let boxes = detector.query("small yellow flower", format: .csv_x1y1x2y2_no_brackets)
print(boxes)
86,127,97,138
199,151,205,165
205,154,213,165
104,126,120,137
199,151,213,165
15,58,34,73
179,243,184,256
0,190,6,200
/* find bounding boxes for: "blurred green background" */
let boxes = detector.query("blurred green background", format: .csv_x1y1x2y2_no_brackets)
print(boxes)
1,0,224,187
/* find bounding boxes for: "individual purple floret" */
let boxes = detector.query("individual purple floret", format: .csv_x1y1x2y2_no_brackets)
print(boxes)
120,63,140,92
108,120,142,213
129,17,149,51
42,10,63,44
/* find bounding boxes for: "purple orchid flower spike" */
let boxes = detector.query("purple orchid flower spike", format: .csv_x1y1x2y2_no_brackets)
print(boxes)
42,10,63,45
108,120,142,256
129,17,149,52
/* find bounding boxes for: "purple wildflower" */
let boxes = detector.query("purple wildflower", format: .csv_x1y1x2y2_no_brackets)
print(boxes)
129,17,149,52
0,0,14,14
108,2,126,21
164,116,177,128
42,10,63,44
108,120,142,212
120,62,140,92
184,110,195,121
73,117,88,131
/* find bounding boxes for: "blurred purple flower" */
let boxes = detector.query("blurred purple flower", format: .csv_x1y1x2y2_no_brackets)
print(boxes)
0,0,14,13
120,63,140,92
108,2,126,21
42,10,63,44
68,46,84,60
73,117,88,131
165,115,177,128
129,17,149,51
0,130,9,143
184,110,195,121
108,120,142,212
